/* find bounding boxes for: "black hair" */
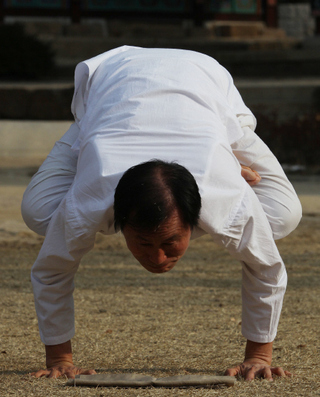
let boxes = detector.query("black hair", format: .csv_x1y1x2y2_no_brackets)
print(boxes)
114,159,201,232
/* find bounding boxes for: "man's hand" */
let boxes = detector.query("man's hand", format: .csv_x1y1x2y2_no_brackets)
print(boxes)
30,340,96,379
225,359,291,382
241,165,261,186
31,363,96,379
225,340,292,381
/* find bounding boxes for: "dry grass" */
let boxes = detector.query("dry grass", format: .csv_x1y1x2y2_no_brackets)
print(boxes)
0,216,320,396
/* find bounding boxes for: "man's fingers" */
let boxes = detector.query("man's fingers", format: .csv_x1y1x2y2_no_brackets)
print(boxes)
80,369,97,375
48,368,61,379
263,367,274,382
31,366,96,379
224,366,240,377
244,365,257,381
64,370,76,379
242,168,256,180
243,365,290,381
243,366,272,382
271,366,292,377
228,361,292,381
65,368,96,378
30,369,50,378
240,165,261,186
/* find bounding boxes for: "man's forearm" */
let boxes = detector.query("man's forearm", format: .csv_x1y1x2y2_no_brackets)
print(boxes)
245,340,273,365
45,340,73,368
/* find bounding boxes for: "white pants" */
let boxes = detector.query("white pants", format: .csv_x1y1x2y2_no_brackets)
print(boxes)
21,123,79,236
21,123,302,239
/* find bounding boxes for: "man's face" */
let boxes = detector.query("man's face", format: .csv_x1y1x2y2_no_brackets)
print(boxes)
122,209,191,274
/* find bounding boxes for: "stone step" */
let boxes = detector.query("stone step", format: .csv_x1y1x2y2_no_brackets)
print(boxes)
21,19,292,40
4,18,302,75
22,18,108,38
40,35,301,69
11,18,300,66
206,21,287,39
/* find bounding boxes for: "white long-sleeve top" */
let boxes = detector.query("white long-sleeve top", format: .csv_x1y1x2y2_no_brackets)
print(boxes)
31,46,287,345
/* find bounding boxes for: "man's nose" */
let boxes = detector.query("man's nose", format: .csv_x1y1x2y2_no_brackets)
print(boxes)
148,249,167,265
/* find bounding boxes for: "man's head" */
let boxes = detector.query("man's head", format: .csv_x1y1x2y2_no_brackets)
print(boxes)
114,160,201,273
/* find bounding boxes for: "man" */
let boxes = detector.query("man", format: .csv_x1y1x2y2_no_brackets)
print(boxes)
21,46,302,380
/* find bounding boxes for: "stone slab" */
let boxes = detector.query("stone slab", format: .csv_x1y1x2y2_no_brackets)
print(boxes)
66,373,236,388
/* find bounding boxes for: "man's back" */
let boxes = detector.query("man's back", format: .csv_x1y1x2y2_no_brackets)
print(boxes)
70,46,253,237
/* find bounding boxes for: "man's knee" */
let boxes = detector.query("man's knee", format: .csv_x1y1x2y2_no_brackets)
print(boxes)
272,196,302,240
21,190,50,236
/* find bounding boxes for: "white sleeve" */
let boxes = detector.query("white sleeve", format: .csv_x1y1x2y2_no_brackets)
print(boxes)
31,190,96,345
220,185,287,343
31,139,117,346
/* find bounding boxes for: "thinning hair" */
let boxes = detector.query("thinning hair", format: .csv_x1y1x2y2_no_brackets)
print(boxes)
114,159,201,232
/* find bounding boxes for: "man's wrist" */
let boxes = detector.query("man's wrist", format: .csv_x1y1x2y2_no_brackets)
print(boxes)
45,340,73,368
245,340,273,366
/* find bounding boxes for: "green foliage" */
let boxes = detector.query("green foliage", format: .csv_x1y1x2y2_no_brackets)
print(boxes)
0,24,54,80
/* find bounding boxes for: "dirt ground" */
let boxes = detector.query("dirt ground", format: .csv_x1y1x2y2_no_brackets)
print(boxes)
0,169,320,396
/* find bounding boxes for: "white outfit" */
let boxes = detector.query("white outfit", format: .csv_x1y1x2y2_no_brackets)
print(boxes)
21,46,302,346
